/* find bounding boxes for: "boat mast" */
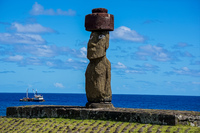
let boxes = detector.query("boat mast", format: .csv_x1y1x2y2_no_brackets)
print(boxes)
33,89,35,95
26,88,28,98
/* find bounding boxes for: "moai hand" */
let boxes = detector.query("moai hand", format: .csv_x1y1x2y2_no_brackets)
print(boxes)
85,8,114,108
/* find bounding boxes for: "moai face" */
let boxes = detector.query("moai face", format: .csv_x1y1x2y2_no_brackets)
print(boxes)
87,31,109,60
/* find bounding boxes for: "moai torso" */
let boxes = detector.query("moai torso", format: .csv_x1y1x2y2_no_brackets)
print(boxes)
86,56,111,102
85,31,112,103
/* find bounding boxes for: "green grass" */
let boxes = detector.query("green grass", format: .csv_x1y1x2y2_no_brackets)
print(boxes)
0,117,199,133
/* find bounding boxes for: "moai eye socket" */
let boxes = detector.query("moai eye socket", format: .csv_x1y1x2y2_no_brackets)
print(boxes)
90,35,93,40
98,34,105,39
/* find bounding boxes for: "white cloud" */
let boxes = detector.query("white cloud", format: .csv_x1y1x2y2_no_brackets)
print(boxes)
11,22,54,33
54,83,64,88
56,9,76,16
15,44,57,57
80,60,87,63
135,63,159,72
135,44,171,62
1,44,88,69
192,82,200,85
166,67,200,77
112,62,159,75
31,45,56,57
30,2,76,16
46,61,54,66
173,67,200,76
67,58,73,62
24,57,42,66
0,33,45,45
172,42,192,49
182,67,189,71
125,70,143,74
113,62,127,69
182,51,193,57
7,55,23,61
78,47,87,58
0,22,55,45
110,26,145,42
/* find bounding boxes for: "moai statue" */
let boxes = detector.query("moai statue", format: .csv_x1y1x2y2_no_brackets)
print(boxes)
85,8,114,108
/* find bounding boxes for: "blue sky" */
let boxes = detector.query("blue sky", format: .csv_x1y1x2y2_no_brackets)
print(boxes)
0,0,200,96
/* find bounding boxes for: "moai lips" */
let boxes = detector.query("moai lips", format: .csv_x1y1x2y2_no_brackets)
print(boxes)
85,8,114,31
85,8,114,108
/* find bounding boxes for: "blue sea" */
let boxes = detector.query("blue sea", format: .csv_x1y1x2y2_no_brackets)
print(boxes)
0,93,200,116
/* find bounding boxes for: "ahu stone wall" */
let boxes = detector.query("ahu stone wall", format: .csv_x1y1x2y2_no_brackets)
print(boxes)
6,105,200,127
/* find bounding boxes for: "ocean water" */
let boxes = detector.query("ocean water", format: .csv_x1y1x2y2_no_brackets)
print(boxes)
0,93,200,116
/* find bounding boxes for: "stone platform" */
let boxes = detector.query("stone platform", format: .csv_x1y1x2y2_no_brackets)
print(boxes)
6,105,200,127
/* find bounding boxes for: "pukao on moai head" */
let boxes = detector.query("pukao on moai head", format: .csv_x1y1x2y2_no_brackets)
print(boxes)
85,8,114,108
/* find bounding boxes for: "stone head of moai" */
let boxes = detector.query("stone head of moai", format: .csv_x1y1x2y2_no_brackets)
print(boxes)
85,8,114,108
85,8,114,60
87,31,109,59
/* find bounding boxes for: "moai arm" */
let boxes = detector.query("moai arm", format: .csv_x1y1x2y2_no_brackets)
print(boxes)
105,58,112,102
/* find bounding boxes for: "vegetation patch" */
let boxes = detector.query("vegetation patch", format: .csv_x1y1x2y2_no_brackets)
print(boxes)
0,117,199,133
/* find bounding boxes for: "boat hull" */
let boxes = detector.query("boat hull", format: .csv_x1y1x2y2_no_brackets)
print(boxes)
20,98,45,102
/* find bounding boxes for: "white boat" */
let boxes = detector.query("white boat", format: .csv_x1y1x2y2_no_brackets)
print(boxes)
20,89,45,102
33,89,45,101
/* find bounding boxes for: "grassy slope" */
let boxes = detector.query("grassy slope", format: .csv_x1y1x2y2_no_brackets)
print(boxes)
0,117,199,133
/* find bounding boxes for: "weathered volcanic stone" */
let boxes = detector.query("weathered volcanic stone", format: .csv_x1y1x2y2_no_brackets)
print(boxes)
85,8,114,31
85,31,113,107
86,102,113,108
85,9,114,108
87,31,109,59
85,54,111,103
